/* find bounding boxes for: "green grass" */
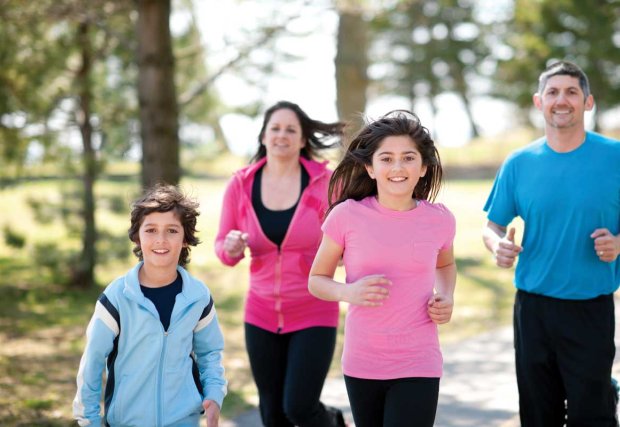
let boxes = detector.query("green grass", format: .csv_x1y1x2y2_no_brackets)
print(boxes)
0,153,526,425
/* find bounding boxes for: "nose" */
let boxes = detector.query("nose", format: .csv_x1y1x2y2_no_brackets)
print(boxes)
392,159,405,169
555,91,568,103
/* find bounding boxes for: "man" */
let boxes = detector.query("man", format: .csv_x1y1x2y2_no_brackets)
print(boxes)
483,60,620,426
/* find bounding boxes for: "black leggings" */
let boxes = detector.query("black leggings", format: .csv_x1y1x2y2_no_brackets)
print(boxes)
344,375,440,427
245,323,343,427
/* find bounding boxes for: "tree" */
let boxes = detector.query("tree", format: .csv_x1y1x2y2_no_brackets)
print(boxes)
1,0,135,288
136,0,180,188
495,0,620,129
370,0,487,138
335,1,369,136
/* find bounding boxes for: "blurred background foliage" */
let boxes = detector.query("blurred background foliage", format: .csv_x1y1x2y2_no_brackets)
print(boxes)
0,0,619,424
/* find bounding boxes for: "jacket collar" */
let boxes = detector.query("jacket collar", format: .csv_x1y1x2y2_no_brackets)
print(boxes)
123,262,207,308
236,156,329,183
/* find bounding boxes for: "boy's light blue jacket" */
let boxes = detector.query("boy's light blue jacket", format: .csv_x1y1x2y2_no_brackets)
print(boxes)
73,262,227,427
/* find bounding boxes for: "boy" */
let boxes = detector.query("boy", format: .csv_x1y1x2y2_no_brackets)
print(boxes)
73,184,227,426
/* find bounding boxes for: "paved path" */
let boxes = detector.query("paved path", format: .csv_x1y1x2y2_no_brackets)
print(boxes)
223,298,620,427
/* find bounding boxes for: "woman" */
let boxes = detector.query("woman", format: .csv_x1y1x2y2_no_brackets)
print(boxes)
215,101,346,427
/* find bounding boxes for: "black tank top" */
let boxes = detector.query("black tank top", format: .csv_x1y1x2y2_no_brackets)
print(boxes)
252,165,309,248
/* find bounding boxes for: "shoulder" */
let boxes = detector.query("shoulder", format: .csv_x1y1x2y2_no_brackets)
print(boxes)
506,137,546,164
329,198,363,217
301,157,331,180
179,267,211,298
587,131,620,152
103,269,132,299
421,201,455,222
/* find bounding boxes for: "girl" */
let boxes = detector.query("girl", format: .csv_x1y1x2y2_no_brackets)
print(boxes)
309,110,456,427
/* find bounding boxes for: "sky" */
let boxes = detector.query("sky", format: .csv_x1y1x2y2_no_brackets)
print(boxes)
187,0,598,155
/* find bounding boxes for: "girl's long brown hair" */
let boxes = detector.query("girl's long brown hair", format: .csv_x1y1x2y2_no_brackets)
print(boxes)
327,110,443,216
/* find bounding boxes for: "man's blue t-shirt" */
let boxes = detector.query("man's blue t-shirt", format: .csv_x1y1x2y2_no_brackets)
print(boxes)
484,131,620,299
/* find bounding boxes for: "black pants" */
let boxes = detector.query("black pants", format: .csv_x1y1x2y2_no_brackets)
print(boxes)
245,323,343,427
514,290,618,427
343,375,439,427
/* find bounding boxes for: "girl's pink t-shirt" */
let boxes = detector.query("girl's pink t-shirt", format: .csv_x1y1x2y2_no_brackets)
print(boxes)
322,196,455,379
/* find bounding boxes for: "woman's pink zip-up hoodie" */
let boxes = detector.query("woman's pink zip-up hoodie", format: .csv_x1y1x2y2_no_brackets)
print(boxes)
215,156,339,334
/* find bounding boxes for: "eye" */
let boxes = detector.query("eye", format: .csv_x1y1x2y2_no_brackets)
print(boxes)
404,155,416,162
168,228,180,234
379,157,392,163
144,227,156,233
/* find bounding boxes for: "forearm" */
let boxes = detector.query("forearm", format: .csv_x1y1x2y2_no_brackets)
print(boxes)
482,224,504,255
214,238,244,266
195,319,227,409
435,263,456,297
308,274,347,302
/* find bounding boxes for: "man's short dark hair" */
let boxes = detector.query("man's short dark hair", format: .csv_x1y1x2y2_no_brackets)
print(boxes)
538,60,590,98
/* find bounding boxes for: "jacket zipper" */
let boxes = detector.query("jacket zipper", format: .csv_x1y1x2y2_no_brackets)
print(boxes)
275,248,283,333
273,171,321,334
243,161,325,334
156,329,168,427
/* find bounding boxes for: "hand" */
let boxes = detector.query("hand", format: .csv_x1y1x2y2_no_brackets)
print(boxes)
427,293,454,324
203,399,220,427
493,227,522,268
223,230,248,258
345,275,391,306
591,228,620,263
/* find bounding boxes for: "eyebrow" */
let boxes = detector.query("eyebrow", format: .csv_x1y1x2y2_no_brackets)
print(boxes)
545,85,580,91
377,150,418,155
142,223,182,228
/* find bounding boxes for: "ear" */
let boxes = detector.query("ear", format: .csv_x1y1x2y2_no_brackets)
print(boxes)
532,93,542,111
365,164,375,179
585,94,594,111
420,164,427,177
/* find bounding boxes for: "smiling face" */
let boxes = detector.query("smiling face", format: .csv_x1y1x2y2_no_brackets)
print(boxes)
365,135,427,209
261,108,306,160
534,74,594,130
137,210,186,273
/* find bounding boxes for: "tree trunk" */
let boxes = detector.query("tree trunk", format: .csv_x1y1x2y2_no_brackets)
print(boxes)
335,7,369,137
136,0,180,188
74,20,97,289
451,64,481,138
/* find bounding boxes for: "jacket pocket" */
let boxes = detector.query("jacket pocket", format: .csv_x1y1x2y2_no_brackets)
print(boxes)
162,366,204,424
107,374,126,425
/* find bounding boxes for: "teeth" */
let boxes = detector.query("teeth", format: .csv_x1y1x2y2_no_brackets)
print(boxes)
389,177,407,182
153,249,168,254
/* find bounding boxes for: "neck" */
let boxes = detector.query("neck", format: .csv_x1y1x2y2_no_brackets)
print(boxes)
545,127,587,153
376,194,416,211
263,155,301,177
139,265,178,288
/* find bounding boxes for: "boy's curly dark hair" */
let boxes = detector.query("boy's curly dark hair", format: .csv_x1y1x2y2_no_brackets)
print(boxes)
127,184,200,267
